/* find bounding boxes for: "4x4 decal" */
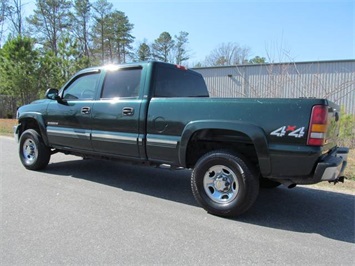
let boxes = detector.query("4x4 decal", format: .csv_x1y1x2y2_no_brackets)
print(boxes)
271,126,306,138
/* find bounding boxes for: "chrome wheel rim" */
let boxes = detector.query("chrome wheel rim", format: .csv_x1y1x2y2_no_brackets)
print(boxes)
22,139,38,164
203,165,240,204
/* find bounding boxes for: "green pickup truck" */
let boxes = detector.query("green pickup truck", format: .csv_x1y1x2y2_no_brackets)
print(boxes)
14,61,349,217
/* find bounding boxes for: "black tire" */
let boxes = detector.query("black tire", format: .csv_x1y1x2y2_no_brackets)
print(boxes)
19,129,51,170
191,150,259,217
259,177,281,188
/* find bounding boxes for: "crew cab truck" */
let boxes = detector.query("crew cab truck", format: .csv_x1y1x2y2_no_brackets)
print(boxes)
14,61,349,217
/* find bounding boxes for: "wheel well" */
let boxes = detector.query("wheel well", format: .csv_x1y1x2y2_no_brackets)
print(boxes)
19,118,41,136
185,129,259,170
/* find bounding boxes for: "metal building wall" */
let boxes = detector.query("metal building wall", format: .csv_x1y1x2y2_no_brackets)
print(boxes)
193,60,355,114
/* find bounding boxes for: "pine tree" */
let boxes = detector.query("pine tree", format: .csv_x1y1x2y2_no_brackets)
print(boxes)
71,0,92,61
92,0,112,64
137,41,151,61
27,0,72,56
174,31,189,64
0,36,40,105
107,10,134,63
152,31,175,63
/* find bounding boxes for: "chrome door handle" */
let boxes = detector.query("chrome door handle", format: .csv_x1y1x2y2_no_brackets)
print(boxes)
122,107,134,116
81,107,91,114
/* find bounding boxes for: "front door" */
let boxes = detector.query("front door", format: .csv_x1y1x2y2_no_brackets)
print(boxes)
46,71,101,151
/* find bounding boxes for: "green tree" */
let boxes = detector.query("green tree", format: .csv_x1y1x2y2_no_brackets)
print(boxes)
249,56,266,64
71,0,92,61
27,0,72,56
136,41,151,61
152,31,175,63
38,36,94,91
107,10,134,63
174,31,189,64
38,50,62,90
0,36,40,105
92,8,134,64
57,36,86,82
92,0,112,64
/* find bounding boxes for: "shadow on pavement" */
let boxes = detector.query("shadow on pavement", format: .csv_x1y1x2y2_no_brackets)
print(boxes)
239,186,354,244
44,158,355,244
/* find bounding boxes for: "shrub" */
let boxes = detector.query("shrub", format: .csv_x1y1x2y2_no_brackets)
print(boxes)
338,111,355,148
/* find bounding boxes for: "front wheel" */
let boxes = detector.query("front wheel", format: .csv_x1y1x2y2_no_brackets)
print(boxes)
19,129,51,170
191,150,259,217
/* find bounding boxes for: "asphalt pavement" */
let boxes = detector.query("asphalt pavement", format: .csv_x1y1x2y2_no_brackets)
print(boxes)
1,136,354,265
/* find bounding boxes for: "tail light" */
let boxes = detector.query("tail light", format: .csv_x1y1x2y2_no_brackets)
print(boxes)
307,105,328,146
176,65,187,70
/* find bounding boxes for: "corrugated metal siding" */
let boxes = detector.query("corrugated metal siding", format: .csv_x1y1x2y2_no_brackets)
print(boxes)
194,60,355,114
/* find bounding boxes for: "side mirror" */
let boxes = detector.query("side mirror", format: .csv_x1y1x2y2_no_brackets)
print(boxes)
45,88,59,100
45,88,67,104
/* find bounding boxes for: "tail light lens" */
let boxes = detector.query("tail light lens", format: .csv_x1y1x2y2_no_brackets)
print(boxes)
176,64,187,70
307,105,328,146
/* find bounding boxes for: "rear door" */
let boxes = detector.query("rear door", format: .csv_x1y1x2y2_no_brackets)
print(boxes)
46,70,102,151
90,66,144,158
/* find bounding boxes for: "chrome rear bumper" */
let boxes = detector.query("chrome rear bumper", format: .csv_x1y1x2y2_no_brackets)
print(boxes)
316,147,348,181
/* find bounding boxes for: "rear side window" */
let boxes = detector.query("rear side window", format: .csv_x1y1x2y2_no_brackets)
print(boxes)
153,65,209,97
101,68,141,99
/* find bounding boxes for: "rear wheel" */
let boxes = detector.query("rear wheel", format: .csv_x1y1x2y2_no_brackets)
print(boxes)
19,129,50,170
191,150,259,217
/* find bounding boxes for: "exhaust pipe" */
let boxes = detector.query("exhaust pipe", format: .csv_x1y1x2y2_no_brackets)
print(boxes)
279,180,297,189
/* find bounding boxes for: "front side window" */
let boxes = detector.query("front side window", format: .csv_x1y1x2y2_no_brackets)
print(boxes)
63,73,100,100
101,68,141,99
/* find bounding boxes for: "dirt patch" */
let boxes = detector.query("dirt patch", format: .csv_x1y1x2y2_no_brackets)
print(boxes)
0,119,17,136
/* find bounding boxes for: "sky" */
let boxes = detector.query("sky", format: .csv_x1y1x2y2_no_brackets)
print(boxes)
112,0,354,65
19,0,354,65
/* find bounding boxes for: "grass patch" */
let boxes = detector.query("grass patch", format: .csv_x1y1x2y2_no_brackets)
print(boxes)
345,149,355,181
